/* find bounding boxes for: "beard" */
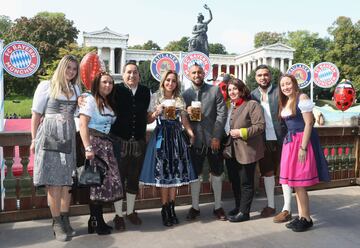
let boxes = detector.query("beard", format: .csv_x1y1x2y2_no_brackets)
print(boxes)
259,81,271,89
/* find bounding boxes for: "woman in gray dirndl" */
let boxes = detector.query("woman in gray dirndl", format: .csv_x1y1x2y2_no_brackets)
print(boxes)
31,55,81,241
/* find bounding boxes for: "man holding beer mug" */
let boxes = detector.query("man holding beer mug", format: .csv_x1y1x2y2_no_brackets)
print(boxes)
182,63,228,221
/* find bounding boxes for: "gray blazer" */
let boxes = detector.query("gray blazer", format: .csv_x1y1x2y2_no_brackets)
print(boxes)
182,83,227,148
230,100,265,164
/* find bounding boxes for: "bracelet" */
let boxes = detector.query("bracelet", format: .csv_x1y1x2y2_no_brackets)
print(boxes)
85,145,93,152
300,146,307,152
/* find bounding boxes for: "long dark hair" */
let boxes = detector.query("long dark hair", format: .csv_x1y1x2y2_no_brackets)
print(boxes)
278,74,300,118
91,72,116,112
227,78,251,101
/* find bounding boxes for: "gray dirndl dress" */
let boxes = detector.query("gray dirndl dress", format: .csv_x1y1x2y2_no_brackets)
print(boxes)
33,97,77,187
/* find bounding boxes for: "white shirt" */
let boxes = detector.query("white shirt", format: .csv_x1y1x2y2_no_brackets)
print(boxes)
259,85,277,141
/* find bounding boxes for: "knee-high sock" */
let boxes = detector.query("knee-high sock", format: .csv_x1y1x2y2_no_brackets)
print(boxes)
190,180,201,210
281,184,292,212
126,193,136,215
114,199,123,217
211,175,223,210
264,176,275,209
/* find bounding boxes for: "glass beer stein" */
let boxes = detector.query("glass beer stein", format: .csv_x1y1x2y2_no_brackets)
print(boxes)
163,99,176,120
190,101,201,121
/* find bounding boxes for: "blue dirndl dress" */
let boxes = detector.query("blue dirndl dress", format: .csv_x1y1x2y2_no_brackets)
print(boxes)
140,110,198,187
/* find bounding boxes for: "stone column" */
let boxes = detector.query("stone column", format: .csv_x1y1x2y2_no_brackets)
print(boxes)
288,59,293,69
243,63,247,80
234,65,238,78
218,64,222,76
263,57,267,65
280,58,285,73
97,47,102,57
257,58,261,66
109,47,115,74
238,64,242,80
252,60,257,71
120,48,126,73
226,64,230,74
247,61,251,76
271,58,276,68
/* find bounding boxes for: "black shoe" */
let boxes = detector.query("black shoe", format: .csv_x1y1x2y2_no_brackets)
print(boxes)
161,204,173,227
88,216,111,235
186,207,200,221
286,217,300,229
291,217,313,232
228,207,240,217
228,212,250,222
169,201,179,224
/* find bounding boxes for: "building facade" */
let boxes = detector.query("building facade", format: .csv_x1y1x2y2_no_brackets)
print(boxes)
83,27,295,83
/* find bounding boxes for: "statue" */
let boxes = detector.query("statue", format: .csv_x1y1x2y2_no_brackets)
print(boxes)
188,4,212,56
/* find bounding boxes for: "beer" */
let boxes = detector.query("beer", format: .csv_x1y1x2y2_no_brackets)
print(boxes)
163,99,176,120
190,101,201,121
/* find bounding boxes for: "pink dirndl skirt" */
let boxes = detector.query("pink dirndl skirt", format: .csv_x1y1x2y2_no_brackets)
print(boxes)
279,132,319,187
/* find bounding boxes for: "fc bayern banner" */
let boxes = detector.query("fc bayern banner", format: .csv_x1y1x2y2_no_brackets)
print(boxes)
181,51,211,80
1,41,40,78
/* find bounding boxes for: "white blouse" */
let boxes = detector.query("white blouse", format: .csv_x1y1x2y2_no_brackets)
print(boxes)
31,81,81,114
281,99,315,117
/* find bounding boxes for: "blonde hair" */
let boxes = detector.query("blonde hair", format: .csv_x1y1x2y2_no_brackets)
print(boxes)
155,70,185,110
50,55,81,99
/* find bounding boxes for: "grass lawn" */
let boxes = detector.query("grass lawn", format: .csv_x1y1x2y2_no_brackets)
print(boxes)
4,96,33,118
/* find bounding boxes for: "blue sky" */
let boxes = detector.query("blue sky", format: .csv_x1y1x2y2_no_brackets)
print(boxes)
1,0,359,54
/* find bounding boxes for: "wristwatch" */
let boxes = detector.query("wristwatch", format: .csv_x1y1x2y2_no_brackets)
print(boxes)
85,145,93,152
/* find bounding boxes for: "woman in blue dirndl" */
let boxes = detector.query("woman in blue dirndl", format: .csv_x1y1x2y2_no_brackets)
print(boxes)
140,70,197,227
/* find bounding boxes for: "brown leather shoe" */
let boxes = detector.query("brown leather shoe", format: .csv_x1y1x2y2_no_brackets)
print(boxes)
126,212,142,225
186,207,200,220
113,215,126,231
213,207,227,221
260,206,276,218
273,210,292,223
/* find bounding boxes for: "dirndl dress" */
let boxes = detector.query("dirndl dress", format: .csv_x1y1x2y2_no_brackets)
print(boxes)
279,99,330,187
33,98,77,187
139,110,198,187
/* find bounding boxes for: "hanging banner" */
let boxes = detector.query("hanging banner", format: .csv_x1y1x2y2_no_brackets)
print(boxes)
313,62,339,88
150,52,180,82
287,63,312,89
1,41,41,78
181,51,211,80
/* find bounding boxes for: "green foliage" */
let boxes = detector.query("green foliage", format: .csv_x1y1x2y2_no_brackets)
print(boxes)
164,37,189,52
2,12,79,96
254,32,287,48
326,16,360,98
209,43,227,54
0,15,12,39
286,30,330,65
129,40,161,50
245,66,282,92
4,97,33,118
138,61,159,93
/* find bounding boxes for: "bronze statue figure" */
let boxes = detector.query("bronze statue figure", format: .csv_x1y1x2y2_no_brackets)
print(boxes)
188,4,212,56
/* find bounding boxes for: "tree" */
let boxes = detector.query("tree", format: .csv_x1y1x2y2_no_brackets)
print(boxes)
245,66,282,92
3,12,79,96
254,32,286,48
209,43,227,54
164,37,189,52
0,15,12,39
286,30,330,65
138,61,159,93
326,16,360,98
129,40,161,50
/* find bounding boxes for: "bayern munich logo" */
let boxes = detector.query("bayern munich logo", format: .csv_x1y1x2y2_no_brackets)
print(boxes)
182,51,211,80
287,63,312,89
150,52,180,82
1,41,41,78
313,62,339,88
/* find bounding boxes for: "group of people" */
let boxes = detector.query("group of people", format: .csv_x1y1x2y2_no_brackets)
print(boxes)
30,54,329,242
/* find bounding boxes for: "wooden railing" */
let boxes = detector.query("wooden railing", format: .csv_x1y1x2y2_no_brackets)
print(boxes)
0,126,359,222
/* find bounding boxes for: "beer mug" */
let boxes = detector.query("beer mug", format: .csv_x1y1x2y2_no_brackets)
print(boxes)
190,101,201,121
163,99,176,120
